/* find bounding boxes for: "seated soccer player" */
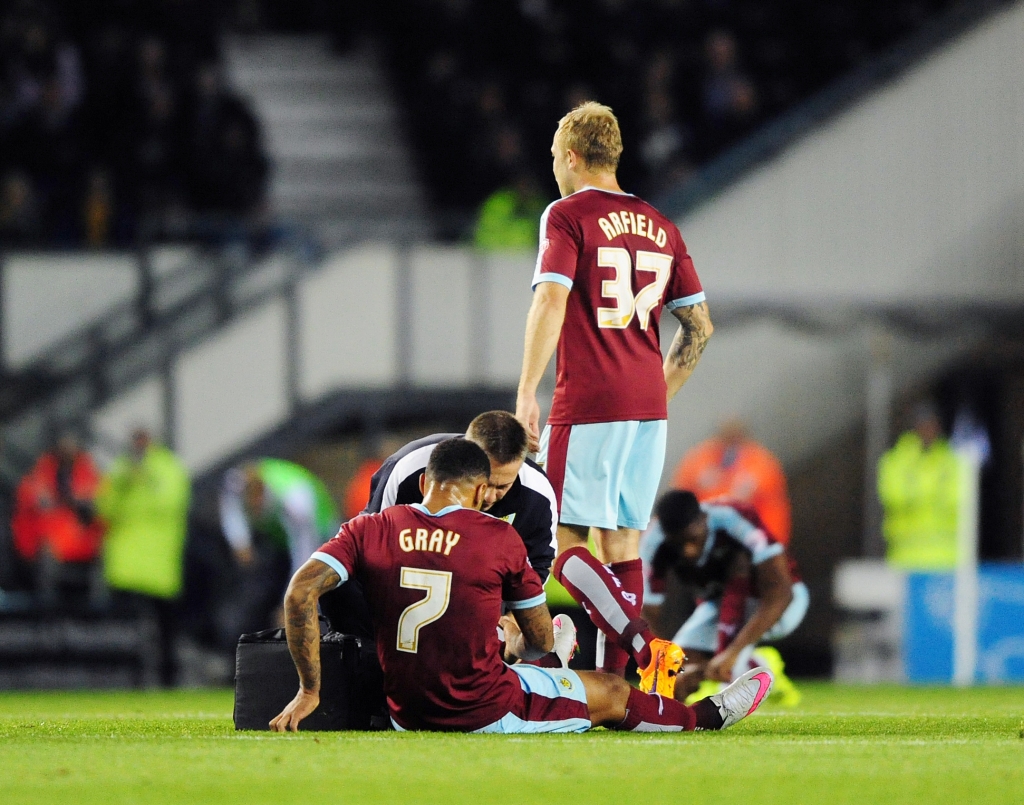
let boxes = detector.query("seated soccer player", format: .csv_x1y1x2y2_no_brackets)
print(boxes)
640,491,808,703
271,439,773,734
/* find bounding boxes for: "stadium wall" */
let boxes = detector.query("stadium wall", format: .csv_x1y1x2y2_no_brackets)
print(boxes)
666,0,1024,472
6,1,1023,482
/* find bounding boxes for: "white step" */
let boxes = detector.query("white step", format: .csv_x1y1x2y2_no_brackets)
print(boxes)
273,157,412,184
230,63,379,90
223,33,427,240
265,134,406,161
256,101,396,126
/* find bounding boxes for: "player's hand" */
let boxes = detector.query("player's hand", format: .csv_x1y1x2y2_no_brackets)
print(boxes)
269,688,320,732
705,650,737,683
515,394,541,453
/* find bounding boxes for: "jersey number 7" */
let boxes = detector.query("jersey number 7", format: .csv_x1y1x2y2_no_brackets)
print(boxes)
597,247,673,330
396,567,452,653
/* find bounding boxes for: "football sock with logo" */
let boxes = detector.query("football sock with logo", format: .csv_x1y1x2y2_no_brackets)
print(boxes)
716,576,751,653
553,547,656,669
617,687,698,732
597,559,644,675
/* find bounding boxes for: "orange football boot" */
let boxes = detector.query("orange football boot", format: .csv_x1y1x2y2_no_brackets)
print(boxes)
638,638,685,697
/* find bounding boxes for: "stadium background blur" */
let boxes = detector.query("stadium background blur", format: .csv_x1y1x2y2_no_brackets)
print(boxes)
1,0,1023,688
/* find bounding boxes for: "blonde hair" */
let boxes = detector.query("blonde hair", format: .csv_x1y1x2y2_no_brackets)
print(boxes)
555,101,623,171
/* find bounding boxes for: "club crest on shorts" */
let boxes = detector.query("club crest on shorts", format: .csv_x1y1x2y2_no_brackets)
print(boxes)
558,675,573,690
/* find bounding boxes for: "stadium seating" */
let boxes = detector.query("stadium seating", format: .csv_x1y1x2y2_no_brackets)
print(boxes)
0,0,266,248
373,0,978,230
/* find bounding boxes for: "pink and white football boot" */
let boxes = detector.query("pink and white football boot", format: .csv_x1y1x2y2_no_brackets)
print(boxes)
551,614,578,668
708,666,774,729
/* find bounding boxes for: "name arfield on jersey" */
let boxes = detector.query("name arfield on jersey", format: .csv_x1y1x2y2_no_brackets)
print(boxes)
399,527,461,555
597,211,668,247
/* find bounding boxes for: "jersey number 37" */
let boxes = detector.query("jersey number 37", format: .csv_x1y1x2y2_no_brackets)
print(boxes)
597,247,672,331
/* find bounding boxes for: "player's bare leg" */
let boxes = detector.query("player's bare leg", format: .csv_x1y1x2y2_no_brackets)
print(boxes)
576,667,773,732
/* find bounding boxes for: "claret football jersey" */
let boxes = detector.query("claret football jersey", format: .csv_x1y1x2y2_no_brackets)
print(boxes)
533,186,705,425
312,503,546,731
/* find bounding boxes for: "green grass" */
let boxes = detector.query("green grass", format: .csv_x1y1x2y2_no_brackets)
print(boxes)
1,684,1022,804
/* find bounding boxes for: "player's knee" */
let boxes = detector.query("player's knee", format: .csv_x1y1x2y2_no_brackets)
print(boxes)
578,670,631,727
556,524,589,554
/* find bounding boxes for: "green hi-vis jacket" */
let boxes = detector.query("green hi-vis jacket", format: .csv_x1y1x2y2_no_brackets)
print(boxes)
96,445,191,599
877,433,966,571
251,458,338,552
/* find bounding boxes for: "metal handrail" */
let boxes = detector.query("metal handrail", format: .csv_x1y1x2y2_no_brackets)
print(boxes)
0,215,322,472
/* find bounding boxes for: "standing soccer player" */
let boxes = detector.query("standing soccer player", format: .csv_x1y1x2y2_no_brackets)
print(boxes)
515,102,713,694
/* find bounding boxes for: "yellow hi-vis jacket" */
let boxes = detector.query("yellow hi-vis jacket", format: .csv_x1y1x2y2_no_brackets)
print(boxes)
97,445,191,599
877,433,965,571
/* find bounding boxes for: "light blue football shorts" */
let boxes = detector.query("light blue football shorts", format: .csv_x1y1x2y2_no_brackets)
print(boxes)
538,419,667,531
389,665,591,734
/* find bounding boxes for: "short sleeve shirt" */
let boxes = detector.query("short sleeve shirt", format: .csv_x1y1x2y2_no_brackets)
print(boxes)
533,187,704,425
640,502,795,604
312,504,545,732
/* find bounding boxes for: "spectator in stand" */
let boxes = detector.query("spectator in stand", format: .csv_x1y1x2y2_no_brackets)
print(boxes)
697,29,759,157
0,170,42,245
10,432,104,607
96,428,191,687
130,42,186,220
672,418,792,546
186,64,268,216
81,166,114,247
638,90,692,197
877,401,964,570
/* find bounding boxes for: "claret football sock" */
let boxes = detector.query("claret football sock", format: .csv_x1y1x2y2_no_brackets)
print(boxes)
598,557,643,675
716,576,751,653
553,547,657,668
598,559,644,675
617,686,698,732
596,631,628,677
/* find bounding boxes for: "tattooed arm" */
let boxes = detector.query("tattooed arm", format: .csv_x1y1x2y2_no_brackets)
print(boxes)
269,558,342,732
664,301,713,402
506,603,555,661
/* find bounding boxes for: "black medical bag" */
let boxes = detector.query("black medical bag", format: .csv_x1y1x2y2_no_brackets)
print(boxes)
233,625,387,731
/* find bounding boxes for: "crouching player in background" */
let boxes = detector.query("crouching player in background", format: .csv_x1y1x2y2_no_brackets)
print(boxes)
271,439,773,734
640,491,807,705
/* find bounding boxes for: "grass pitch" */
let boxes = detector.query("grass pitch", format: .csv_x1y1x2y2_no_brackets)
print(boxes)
1,683,1021,804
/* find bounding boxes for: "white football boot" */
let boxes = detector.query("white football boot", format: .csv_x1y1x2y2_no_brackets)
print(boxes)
708,666,774,729
551,614,578,668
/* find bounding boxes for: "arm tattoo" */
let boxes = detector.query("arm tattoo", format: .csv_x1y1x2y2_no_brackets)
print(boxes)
668,301,712,371
284,560,341,693
509,603,553,660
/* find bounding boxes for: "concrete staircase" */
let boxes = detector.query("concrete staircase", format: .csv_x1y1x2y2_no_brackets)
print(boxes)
223,35,428,246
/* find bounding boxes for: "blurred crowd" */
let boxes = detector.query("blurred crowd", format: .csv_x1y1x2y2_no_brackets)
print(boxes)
0,0,974,246
377,0,966,221
0,423,354,686
0,0,268,248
